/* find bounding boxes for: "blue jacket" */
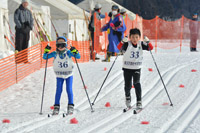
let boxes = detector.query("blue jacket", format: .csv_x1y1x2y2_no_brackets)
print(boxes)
43,49,81,60
102,14,126,53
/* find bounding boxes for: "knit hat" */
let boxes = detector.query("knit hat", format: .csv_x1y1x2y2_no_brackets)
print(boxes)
22,0,29,3
56,36,67,43
94,4,102,10
120,8,126,14
112,5,119,10
193,13,198,16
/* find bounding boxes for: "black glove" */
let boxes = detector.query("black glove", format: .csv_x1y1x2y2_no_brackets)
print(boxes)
114,21,121,27
24,21,30,27
108,12,112,18
44,45,51,53
70,47,78,55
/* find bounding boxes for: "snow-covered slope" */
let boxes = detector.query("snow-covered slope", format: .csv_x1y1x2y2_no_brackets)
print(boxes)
0,48,200,133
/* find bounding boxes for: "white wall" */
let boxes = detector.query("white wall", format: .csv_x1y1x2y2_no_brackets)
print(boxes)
51,19,69,41
0,10,11,51
41,6,51,40
0,0,8,9
0,3,13,59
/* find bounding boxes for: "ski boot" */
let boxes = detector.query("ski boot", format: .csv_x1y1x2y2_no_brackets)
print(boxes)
102,55,111,62
125,96,131,108
136,101,142,109
52,105,60,115
67,104,74,115
102,52,111,62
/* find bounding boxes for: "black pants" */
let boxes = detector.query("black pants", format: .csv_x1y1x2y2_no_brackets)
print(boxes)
90,30,94,52
123,69,142,101
190,33,198,51
15,27,30,63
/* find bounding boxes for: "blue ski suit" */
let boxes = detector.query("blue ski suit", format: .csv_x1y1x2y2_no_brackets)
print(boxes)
43,49,80,105
102,13,126,53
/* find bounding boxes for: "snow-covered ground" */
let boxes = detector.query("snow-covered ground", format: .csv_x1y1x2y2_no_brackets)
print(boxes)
0,51,14,59
0,47,200,133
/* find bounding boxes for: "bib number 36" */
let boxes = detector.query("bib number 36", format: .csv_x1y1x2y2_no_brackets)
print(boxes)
58,61,68,68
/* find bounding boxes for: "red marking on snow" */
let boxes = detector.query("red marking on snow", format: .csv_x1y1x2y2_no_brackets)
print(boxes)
104,67,107,71
50,106,54,110
179,84,184,88
141,121,149,124
148,68,153,72
105,102,111,107
2,119,10,123
132,85,134,88
162,102,169,106
191,69,197,72
70,118,78,124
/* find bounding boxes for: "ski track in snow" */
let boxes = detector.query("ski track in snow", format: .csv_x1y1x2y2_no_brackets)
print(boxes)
0,51,200,133
79,58,200,133
1,70,123,133
30,56,200,133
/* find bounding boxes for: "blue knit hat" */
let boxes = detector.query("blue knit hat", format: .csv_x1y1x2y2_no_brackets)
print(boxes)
193,13,198,16
56,36,67,42
56,36,68,47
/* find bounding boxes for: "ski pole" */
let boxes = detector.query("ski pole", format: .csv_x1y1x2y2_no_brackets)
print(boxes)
74,57,94,112
149,48,173,106
92,55,119,105
39,53,49,114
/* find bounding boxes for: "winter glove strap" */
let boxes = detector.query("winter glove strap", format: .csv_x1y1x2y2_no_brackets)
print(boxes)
122,36,128,43
44,45,51,53
144,36,150,44
70,47,78,55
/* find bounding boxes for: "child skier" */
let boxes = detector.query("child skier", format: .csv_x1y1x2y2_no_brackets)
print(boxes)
43,36,80,115
118,28,153,109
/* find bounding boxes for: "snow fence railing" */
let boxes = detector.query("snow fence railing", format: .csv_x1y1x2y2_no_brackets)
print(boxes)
93,13,200,57
0,40,91,92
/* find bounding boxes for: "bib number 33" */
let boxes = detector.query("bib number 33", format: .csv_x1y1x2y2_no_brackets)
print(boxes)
130,51,139,59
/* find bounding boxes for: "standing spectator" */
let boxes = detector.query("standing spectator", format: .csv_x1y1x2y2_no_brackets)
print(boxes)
14,0,33,63
189,13,199,52
101,5,126,62
89,3,104,60
120,8,127,20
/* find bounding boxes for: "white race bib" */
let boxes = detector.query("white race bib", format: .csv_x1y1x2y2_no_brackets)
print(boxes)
123,41,143,69
53,51,74,78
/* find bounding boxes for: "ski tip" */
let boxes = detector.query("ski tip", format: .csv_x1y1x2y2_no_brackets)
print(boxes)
133,110,137,114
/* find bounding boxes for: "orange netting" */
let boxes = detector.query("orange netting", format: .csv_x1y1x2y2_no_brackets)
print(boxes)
93,13,109,60
1,14,200,91
0,40,90,92
94,14,200,54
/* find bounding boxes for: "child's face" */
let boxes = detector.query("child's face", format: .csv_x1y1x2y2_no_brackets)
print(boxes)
57,39,66,51
130,34,141,45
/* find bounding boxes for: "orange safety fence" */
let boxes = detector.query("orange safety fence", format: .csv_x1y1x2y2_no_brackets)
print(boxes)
93,13,109,60
1,14,200,91
94,13,200,54
0,40,90,92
